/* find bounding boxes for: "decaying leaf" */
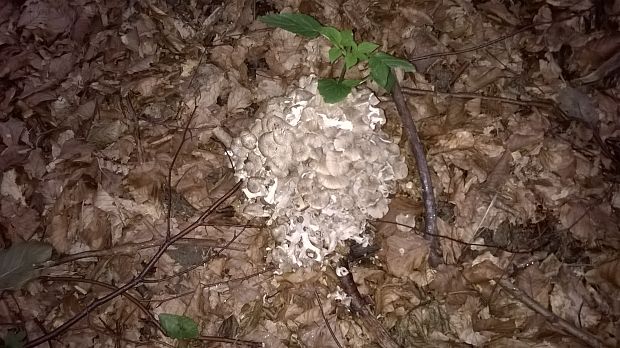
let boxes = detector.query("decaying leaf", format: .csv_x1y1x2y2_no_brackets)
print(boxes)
2,0,619,346
0,242,52,290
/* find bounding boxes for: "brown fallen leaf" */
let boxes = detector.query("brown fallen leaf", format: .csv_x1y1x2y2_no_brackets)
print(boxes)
0,197,41,241
587,258,620,289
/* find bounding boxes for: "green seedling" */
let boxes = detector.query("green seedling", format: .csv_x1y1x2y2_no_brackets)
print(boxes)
158,313,199,340
1,330,26,348
259,13,414,103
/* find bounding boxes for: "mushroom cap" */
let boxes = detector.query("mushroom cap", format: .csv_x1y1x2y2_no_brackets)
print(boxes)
228,77,407,268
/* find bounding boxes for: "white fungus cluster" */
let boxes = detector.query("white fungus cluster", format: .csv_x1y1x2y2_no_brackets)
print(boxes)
216,77,407,268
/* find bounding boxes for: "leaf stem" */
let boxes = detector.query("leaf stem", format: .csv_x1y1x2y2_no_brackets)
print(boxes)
338,63,347,82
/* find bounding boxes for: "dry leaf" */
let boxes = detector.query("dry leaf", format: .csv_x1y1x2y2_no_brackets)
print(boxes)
586,259,620,288
1,169,24,204
380,232,429,279
462,259,503,284
0,241,52,290
0,198,40,241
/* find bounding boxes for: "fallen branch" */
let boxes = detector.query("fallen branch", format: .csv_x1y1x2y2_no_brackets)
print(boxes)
38,276,163,333
400,87,553,109
314,289,343,348
399,87,616,161
337,257,404,348
406,10,592,63
41,237,246,268
497,278,612,348
392,79,442,267
24,181,242,347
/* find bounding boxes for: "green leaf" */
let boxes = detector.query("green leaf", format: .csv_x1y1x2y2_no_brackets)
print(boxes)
354,52,369,62
0,242,52,290
259,13,322,38
340,30,356,49
328,47,342,62
318,26,342,46
368,52,409,91
159,313,199,339
344,53,358,69
357,41,379,54
368,56,390,89
318,78,361,103
370,52,414,71
3,330,26,348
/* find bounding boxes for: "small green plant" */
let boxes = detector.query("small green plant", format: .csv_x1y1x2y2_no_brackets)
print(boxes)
158,313,199,340
259,13,414,103
1,330,26,348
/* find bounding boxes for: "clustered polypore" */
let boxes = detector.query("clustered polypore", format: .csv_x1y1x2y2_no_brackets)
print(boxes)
217,77,407,269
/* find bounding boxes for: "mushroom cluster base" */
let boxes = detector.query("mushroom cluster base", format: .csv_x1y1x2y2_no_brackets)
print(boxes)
218,76,408,270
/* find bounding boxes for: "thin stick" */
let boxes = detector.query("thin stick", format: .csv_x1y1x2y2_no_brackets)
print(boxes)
497,278,611,348
142,223,253,284
38,276,163,333
392,80,442,267
166,103,198,239
374,219,549,254
42,237,245,267
199,267,274,288
24,181,242,348
400,87,553,109
337,257,405,348
406,13,588,63
194,335,262,347
314,290,343,348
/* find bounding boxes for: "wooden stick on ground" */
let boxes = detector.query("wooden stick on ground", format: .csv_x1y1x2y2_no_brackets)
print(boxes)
498,278,612,348
392,79,442,267
338,257,404,348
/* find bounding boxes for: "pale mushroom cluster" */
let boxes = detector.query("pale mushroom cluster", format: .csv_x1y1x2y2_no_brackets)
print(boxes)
216,76,407,269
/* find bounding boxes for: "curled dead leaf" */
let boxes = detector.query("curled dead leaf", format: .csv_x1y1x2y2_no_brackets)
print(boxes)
462,259,503,284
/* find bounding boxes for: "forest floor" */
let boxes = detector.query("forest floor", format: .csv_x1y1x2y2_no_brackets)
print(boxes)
1,0,619,347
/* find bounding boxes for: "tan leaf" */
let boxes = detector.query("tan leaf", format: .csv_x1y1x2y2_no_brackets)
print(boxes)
48,52,75,80
550,282,600,328
48,212,73,253
0,118,25,146
227,82,253,113
380,232,429,279
24,148,46,179
462,259,503,284
477,1,519,25
0,197,40,241
17,0,75,39
87,119,128,147
1,169,24,204
256,74,286,102
586,258,620,289
516,265,551,308
78,205,111,250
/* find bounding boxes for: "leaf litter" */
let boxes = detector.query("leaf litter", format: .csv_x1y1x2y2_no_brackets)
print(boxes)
0,0,619,347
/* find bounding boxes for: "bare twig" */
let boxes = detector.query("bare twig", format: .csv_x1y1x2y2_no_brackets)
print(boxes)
400,87,553,109
166,103,198,239
392,80,442,267
38,276,163,333
24,181,241,347
41,237,245,268
407,12,589,63
194,335,262,347
337,257,404,348
375,219,549,254
142,220,256,283
314,290,343,348
199,267,274,288
122,96,144,164
498,278,612,348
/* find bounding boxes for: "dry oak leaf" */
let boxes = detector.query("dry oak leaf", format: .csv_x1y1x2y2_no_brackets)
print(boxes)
17,0,75,41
